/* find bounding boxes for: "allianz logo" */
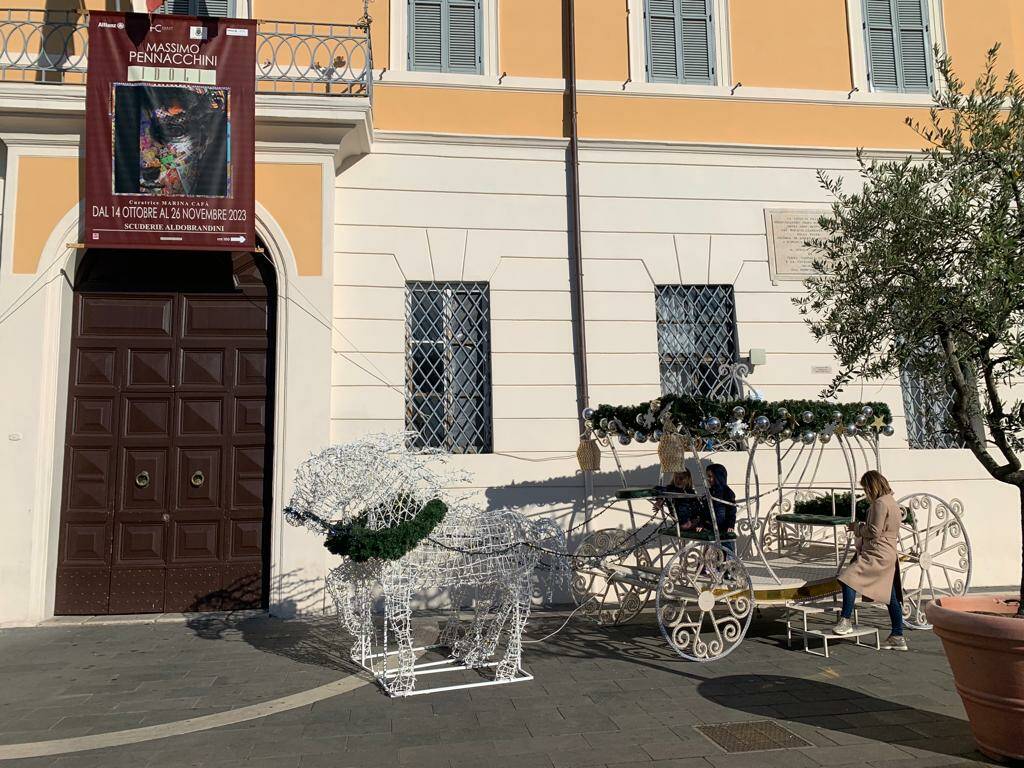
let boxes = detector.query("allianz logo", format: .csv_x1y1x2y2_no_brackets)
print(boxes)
97,21,124,29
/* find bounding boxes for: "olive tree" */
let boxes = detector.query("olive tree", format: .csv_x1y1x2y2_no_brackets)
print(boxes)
798,48,1024,615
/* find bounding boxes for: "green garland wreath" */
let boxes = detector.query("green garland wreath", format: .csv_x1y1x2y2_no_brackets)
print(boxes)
794,492,870,521
590,395,893,438
325,497,447,563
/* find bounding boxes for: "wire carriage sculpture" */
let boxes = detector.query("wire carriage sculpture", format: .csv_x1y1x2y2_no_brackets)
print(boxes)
285,433,565,696
572,364,972,661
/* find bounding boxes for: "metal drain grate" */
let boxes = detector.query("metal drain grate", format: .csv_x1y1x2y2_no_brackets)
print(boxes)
695,720,812,753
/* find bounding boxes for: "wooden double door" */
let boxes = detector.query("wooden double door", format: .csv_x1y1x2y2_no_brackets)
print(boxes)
55,251,275,614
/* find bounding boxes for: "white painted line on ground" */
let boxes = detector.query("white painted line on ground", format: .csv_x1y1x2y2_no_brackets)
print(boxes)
0,674,372,761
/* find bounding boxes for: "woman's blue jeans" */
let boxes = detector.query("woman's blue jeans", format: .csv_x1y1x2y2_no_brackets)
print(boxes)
840,580,904,636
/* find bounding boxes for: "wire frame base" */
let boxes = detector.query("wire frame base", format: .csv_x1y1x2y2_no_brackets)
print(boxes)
359,644,533,697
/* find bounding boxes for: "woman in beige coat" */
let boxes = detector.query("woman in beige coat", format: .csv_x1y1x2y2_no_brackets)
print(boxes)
834,470,907,650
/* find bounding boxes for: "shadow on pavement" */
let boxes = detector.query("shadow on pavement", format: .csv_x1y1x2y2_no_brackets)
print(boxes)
524,613,993,764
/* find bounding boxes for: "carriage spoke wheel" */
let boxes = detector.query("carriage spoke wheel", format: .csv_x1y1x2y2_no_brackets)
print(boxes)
571,528,656,625
896,494,972,630
656,542,754,661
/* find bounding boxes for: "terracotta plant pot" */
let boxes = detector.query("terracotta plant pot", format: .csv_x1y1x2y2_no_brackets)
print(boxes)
926,595,1024,762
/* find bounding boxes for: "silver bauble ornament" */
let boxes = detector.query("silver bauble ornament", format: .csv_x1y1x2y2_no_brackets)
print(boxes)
732,406,746,419
582,407,595,421
584,420,594,430
782,428,794,441
753,415,771,431
832,411,843,423
845,424,858,437
778,408,789,419
634,431,648,443
855,414,867,426
599,418,609,429
881,424,895,437
862,406,874,417
818,431,832,444
618,434,631,446
704,416,722,434
801,410,815,424
652,428,663,441
801,430,816,444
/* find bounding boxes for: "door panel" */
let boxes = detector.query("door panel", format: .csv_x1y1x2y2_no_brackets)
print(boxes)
56,252,273,615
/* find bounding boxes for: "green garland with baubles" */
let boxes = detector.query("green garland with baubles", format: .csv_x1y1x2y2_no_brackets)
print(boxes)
325,495,447,563
582,394,894,446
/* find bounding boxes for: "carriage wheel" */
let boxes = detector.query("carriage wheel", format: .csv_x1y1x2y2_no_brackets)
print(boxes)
656,542,754,662
896,494,972,630
571,528,658,625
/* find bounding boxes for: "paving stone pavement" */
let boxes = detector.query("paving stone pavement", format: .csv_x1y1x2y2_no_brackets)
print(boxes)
0,608,1005,768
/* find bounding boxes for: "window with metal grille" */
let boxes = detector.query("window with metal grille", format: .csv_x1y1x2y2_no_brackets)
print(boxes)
645,0,716,84
656,285,739,397
900,365,966,449
406,282,492,453
408,0,482,74
863,0,933,93
160,0,236,16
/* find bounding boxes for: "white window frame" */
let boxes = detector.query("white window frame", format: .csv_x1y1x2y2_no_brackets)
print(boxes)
626,0,732,93
847,0,946,99
389,0,498,83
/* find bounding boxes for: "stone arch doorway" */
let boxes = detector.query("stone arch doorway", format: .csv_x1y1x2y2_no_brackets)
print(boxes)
54,248,277,614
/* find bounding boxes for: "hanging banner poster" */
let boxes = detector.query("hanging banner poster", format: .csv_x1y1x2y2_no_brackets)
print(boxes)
85,11,256,250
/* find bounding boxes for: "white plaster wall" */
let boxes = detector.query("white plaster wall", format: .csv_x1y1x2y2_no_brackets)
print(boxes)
331,137,1021,591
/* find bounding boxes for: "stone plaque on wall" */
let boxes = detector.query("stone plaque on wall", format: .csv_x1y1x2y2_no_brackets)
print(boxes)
764,209,830,283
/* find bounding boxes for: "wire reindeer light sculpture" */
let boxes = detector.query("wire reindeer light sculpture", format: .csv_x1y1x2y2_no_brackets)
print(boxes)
285,433,566,696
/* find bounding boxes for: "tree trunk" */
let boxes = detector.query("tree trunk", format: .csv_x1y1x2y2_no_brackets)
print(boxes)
1019,486,1024,616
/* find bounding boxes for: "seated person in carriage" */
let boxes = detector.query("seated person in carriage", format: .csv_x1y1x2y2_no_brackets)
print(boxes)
706,464,738,550
652,470,705,531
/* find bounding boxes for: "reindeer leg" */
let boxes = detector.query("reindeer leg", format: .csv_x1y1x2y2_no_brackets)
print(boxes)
439,586,464,650
382,572,415,696
496,573,532,682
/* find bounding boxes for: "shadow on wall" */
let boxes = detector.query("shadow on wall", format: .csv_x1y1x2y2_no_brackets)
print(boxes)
184,568,326,620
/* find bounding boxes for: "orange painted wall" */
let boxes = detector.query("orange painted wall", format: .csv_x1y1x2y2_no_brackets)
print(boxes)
730,0,852,90
943,0,1024,84
255,163,323,276
373,84,566,137
12,156,79,274
254,0,388,69
499,0,563,78
579,94,932,149
11,158,320,276
574,0,629,83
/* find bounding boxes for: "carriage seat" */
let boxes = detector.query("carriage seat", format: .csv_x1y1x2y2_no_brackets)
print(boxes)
661,527,737,542
616,486,660,499
775,513,853,527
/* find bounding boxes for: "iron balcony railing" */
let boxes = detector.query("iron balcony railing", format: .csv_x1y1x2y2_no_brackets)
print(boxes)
0,9,372,96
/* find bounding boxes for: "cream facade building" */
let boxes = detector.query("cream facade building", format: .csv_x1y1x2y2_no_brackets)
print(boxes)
0,0,1021,625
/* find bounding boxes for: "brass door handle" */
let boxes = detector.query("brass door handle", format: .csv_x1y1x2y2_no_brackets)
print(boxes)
135,470,150,489
190,470,205,488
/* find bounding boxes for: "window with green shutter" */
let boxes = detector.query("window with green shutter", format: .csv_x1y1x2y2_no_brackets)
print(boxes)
161,0,235,16
409,0,482,74
863,0,933,93
645,0,715,85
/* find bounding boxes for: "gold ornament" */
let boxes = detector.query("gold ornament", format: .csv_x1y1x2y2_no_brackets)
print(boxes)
576,438,601,471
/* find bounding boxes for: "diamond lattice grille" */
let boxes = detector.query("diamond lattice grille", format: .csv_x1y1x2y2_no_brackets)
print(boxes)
406,282,492,453
900,365,965,449
656,285,739,397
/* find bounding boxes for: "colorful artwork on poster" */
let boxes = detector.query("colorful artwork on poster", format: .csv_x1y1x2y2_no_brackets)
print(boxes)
112,84,230,198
